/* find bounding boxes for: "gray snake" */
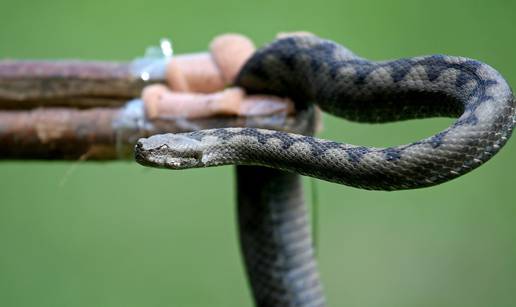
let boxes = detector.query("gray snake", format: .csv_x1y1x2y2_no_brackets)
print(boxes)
135,35,515,306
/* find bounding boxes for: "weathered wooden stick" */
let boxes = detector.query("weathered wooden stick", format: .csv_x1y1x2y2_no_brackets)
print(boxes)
0,105,316,160
0,33,318,160
0,34,256,109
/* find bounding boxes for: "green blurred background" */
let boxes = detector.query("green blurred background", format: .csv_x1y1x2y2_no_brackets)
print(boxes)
1,0,515,306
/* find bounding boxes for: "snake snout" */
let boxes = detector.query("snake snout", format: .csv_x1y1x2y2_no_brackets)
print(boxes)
134,139,158,167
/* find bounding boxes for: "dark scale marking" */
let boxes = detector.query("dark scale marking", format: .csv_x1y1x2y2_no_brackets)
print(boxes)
454,113,479,127
345,147,371,163
275,133,298,150
455,71,472,88
353,63,378,85
461,59,483,71
327,61,347,80
388,58,416,82
305,138,343,156
308,41,340,62
465,79,497,112
464,83,482,101
265,131,297,150
424,63,447,82
310,55,324,77
429,130,448,148
482,79,499,89
477,81,498,104
382,148,402,162
280,49,300,72
206,129,237,140
242,129,271,145
275,37,301,51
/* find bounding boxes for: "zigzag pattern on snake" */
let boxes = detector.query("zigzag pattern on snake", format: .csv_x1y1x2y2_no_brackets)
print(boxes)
135,35,515,190
135,35,515,307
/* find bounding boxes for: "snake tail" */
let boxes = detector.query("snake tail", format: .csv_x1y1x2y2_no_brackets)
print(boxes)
236,166,324,307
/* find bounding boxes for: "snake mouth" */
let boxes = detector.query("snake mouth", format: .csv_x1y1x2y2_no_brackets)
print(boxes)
134,135,205,169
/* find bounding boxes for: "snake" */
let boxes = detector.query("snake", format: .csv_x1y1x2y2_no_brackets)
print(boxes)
134,35,515,306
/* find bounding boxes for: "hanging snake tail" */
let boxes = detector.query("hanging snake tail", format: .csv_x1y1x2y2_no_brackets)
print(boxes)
135,35,515,191
236,166,325,307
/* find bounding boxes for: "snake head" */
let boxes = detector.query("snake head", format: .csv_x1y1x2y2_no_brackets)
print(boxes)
135,133,205,169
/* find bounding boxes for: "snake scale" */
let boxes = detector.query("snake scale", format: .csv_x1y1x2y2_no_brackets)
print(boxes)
135,35,515,306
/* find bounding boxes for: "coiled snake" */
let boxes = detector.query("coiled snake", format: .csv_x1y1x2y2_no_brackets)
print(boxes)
135,35,515,306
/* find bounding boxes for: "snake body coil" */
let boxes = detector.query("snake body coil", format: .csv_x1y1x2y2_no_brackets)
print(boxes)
135,35,515,306
136,35,515,190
